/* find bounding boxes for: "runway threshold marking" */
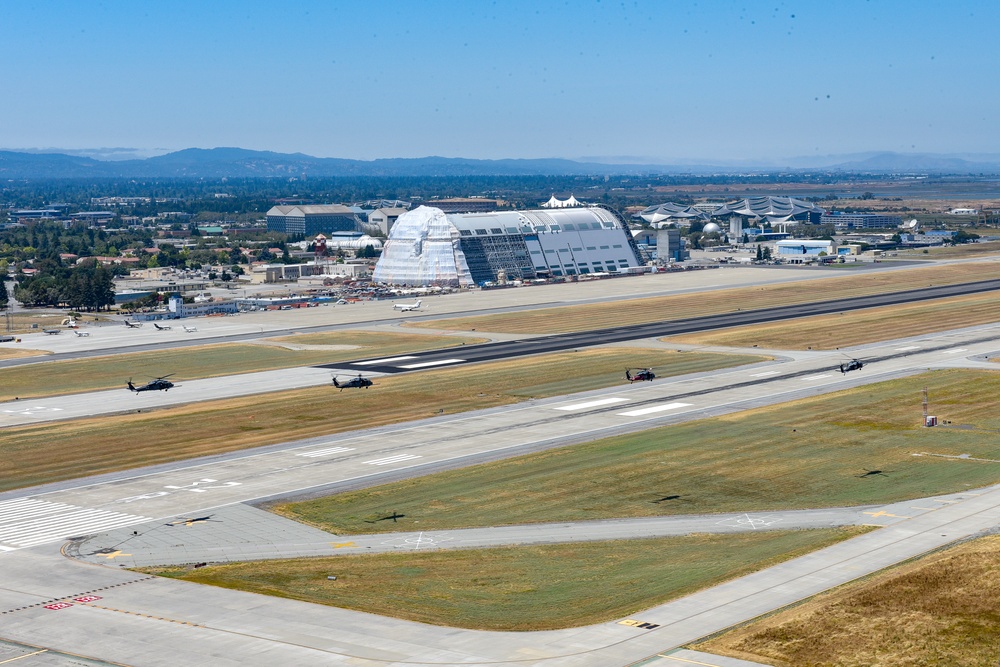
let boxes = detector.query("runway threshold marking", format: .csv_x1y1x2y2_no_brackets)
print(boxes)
297,446,356,458
365,454,422,466
0,499,150,549
353,356,417,366
554,397,628,411
397,358,465,369
617,402,691,417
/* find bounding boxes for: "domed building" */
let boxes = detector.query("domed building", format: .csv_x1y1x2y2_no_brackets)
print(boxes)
374,205,643,286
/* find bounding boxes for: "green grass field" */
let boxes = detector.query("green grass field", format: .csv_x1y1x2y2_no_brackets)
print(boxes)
273,369,1000,534
0,347,762,491
0,331,483,401
141,527,864,631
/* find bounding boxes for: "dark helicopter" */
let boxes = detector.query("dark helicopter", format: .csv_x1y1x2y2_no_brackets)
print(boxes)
839,358,865,374
127,375,175,392
332,374,373,391
625,368,656,383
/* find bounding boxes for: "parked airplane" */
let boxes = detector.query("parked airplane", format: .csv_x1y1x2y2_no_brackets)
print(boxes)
123,320,142,328
74,330,90,337
183,325,198,333
393,299,423,312
153,322,172,331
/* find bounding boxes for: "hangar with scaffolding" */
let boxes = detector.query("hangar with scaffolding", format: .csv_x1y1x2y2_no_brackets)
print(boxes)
373,204,644,286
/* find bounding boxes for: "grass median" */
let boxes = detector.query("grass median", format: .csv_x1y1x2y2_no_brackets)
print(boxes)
140,527,865,631
0,347,762,492
0,330,484,401
664,291,1000,350
274,369,1000,534
408,261,1000,335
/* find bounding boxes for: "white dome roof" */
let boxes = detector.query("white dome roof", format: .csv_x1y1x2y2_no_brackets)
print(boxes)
703,222,722,234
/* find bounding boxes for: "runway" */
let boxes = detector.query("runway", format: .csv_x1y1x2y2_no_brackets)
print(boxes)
1,290,999,663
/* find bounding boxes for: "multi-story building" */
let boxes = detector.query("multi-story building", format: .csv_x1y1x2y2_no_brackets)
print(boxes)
266,205,361,236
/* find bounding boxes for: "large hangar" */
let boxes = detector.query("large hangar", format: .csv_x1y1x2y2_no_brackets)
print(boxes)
373,205,643,286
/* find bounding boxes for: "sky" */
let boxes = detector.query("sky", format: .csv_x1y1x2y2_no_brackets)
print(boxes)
1,0,998,163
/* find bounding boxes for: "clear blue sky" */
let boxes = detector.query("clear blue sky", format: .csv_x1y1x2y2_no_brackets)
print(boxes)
1,0,996,162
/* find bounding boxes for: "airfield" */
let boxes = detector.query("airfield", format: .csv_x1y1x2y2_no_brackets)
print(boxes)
3,259,1000,665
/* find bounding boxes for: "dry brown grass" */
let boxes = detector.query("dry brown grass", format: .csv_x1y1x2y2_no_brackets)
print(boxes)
664,292,1000,349
893,241,1000,260
0,347,761,491
0,331,485,401
697,535,1000,667
0,346,49,360
409,262,1000,335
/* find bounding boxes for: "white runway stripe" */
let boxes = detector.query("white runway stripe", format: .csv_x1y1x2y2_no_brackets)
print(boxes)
941,348,968,354
896,345,921,351
0,499,150,549
297,446,355,458
617,402,691,417
554,397,628,411
397,359,465,369
365,454,422,466
802,374,831,381
353,356,417,365
751,371,779,377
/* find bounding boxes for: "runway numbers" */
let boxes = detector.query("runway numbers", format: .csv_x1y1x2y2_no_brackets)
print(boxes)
74,595,102,603
618,618,660,629
44,602,73,610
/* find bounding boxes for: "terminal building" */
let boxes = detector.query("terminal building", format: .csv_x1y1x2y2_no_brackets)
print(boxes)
373,205,644,286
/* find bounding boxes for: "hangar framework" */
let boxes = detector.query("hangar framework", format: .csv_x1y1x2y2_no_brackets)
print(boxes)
374,205,644,286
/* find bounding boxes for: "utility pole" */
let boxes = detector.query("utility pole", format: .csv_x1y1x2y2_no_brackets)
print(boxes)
922,386,929,426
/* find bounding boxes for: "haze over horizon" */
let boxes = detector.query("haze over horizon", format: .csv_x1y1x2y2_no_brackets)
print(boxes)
2,0,996,163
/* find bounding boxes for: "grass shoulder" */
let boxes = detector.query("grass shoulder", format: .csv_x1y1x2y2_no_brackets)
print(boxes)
0,347,761,492
695,533,1000,666
407,261,1000,335
273,369,1000,534
0,330,484,401
139,527,865,631
664,291,1000,350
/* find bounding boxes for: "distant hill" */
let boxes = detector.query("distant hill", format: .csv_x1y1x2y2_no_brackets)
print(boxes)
2,147,1000,179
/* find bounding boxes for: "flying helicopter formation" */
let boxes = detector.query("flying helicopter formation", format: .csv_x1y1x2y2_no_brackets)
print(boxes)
333,374,373,391
625,367,656,383
127,375,176,392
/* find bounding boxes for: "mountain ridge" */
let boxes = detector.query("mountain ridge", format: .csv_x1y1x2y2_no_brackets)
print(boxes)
2,148,1000,179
